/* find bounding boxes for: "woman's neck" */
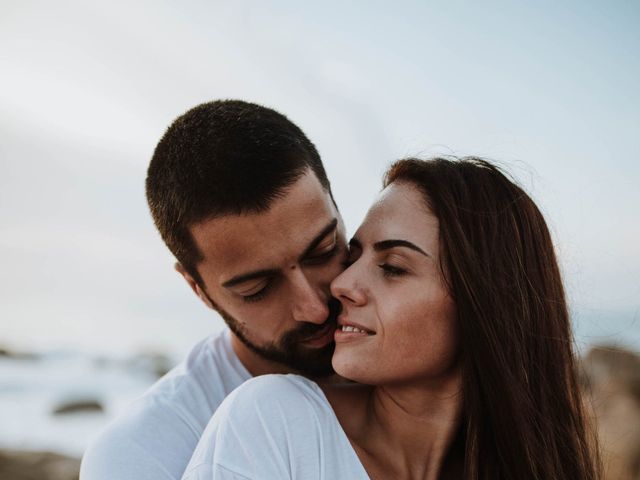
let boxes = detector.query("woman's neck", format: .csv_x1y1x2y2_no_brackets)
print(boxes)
333,371,464,480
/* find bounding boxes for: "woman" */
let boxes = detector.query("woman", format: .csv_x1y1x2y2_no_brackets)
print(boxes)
182,157,599,480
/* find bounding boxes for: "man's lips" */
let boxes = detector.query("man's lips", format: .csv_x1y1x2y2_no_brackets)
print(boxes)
300,322,336,346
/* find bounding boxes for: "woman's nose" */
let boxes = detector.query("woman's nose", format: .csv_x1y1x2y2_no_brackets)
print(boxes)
330,265,366,306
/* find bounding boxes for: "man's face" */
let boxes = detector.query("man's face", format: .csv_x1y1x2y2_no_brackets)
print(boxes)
185,170,346,376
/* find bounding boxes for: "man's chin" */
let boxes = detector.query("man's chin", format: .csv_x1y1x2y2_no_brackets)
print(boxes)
235,330,336,377
218,304,337,377
290,342,336,377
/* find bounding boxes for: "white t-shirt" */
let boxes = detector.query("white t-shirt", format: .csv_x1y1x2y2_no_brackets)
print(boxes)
80,329,251,480
181,374,370,480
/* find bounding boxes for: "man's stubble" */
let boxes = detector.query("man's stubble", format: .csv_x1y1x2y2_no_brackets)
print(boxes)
207,292,339,378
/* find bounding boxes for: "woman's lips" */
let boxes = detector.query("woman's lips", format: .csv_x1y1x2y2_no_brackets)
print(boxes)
334,322,375,343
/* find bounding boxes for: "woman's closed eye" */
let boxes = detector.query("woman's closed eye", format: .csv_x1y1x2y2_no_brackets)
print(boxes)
378,263,407,277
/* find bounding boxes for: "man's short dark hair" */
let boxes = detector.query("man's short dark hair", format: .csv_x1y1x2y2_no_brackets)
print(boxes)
146,100,332,285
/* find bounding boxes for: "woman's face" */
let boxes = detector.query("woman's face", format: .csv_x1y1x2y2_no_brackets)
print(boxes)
331,181,459,386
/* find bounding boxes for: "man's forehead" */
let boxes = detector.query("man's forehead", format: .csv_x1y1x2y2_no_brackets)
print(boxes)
194,213,339,283
190,174,340,280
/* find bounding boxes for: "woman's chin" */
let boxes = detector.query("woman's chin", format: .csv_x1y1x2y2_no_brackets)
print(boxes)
332,351,375,384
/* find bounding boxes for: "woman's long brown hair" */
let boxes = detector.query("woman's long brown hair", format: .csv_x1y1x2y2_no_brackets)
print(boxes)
384,158,599,480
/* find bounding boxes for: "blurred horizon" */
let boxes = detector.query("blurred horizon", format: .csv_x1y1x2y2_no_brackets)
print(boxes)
1,0,639,359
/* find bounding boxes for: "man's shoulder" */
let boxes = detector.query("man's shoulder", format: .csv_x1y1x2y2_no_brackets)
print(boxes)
154,329,251,401
80,330,251,480
130,329,250,425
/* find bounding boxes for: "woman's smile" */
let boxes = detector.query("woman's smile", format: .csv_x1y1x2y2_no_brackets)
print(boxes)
334,319,376,343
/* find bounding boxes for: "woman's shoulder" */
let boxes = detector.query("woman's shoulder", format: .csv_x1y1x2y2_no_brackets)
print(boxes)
209,375,353,477
232,373,323,396
225,373,326,411
217,374,332,433
183,374,370,479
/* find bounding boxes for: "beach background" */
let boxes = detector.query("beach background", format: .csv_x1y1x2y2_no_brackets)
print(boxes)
1,1,639,478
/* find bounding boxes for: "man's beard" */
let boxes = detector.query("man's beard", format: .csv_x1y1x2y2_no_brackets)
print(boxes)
214,298,340,378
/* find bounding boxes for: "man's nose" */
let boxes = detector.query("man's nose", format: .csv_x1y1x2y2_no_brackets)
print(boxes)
290,270,329,324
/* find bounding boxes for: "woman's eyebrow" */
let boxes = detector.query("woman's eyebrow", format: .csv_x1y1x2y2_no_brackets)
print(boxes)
373,239,430,258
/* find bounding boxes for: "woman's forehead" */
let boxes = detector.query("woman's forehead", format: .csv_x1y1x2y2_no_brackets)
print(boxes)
354,182,439,249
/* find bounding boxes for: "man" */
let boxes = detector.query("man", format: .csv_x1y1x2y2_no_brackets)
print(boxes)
80,100,346,479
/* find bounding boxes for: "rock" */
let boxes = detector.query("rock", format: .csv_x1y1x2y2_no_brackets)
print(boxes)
126,351,173,378
52,399,104,415
0,346,40,361
0,449,80,480
580,345,640,480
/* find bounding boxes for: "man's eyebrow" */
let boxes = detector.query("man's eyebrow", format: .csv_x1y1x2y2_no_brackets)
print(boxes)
373,239,430,258
222,219,338,288
222,268,279,289
299,218,338,260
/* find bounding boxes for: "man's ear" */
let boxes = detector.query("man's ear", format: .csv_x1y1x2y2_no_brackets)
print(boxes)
174,262,215,309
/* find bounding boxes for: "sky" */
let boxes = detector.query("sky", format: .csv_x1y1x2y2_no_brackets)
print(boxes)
1,0,639,357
